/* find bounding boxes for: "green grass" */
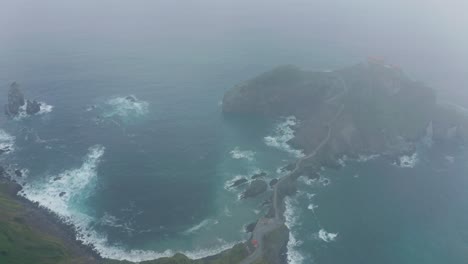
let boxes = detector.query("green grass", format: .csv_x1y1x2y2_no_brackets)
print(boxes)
0,183,86,264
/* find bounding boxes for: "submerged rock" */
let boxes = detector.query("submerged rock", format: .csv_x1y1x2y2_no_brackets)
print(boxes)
251,172,267,180
5,82,25,117
245,222,257,233
26,100,41,115
125,95,137,103
269,178,278,188
230,178,248,188
14,169,22,177
59,192,66,197
241,179,268,199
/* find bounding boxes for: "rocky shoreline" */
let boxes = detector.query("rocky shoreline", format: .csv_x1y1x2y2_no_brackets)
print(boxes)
0,171,101,263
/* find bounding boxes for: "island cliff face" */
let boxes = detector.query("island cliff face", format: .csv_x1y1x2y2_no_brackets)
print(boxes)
223,61,468,263
223,61,468,162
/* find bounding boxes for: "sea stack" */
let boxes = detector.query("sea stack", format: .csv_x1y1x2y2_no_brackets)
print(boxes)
5,82,25,117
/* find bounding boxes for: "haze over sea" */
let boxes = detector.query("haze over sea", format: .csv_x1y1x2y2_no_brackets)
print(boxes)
1,1,468,263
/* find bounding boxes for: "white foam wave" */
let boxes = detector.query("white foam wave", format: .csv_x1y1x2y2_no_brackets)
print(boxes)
38,102,54,114
307,203,318,212
285,197,304,264
104,95,149,119
224,175,248,191
13,101,54,120
183,219,218,235
0,129,15,154
318,229,338,243
357,154,380,162
230,147,255,161
395,153,418,168
445,155,455,163
264,116,304,158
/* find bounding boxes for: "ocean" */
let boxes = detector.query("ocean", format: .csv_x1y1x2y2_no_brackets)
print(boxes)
1,3,468,262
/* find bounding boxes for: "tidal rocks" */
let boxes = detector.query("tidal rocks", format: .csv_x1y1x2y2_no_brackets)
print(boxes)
59,192,66,197
4,82,45,118
5,82,25,117
269,178,278,188
125,95,137,103
241,179,268,199
26,100,41,115
251,172,267,180
245,222,257,233
14,169,22,177
230,178,248,188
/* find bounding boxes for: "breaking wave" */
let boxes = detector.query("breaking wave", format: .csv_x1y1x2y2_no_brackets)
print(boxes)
13,101,54,120
0,129,15,155
395,153,418,168
230,147,255,161
183,219,218,235
264,116,304,158
224,175,248,191
285,197,305,264
318,229,338,243
103,95,149,120
357,154,380,162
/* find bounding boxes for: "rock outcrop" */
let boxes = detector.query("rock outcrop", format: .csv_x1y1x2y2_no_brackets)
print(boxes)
5,82,25,117
241,179,268,199
26,100,41,115
230,178,248,188
4,82,44,118
223,61,468,165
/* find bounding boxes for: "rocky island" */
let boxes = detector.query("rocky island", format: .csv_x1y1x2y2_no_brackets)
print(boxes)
4,82,44,118
222,60,468,263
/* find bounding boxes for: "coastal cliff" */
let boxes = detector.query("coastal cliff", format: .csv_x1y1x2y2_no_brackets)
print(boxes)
223,61,467,162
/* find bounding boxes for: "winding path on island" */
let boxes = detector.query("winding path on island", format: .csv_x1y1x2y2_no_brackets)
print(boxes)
241,104,344,264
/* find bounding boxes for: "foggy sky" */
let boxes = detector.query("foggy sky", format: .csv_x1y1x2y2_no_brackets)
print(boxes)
1,0,467,102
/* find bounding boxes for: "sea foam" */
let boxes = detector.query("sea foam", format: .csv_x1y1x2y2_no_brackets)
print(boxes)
0,129,15,154
285,197,305,264
230,147,255,161
318,229,338,242
264,116,304,158
104,95,149,120
395,153,418,168
13,101,54,120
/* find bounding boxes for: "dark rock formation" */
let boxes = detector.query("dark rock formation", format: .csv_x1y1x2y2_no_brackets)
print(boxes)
0,147,10,155
269,178,278,188
5,82,25,117
126,96,137,103
14,169,22,177
251,172,267,180
280,163,295,173
26,100,41,115
241,179,268,199
245,222,257,233
223,61,468,163
230,178,248,188
0,166,5,177
59,192,66,197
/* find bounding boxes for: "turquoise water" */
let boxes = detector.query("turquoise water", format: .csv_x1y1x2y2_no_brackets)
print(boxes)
286,144,468,264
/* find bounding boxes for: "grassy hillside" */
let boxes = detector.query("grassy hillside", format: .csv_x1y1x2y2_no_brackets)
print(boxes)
0,183,87,264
